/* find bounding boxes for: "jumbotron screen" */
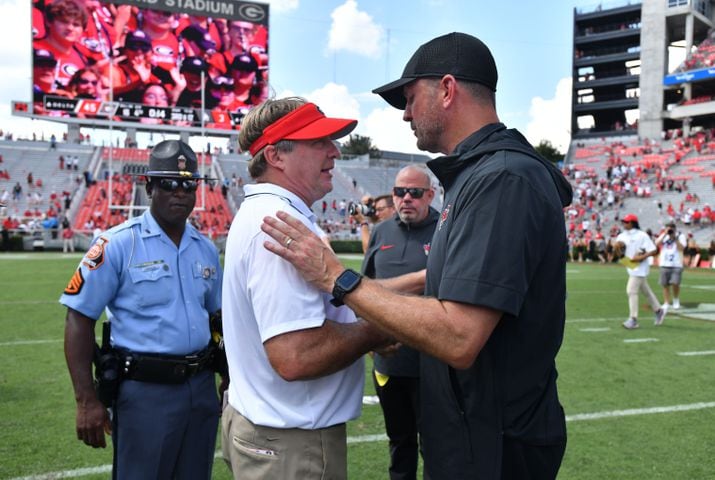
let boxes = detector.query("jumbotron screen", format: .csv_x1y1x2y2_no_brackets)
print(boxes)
31,0,269,131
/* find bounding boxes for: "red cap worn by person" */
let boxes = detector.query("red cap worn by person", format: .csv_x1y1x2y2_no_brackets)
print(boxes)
622,214,639,223
247,102,357,156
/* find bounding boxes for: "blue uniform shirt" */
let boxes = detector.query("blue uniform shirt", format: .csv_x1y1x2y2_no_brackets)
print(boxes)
60,210,222,356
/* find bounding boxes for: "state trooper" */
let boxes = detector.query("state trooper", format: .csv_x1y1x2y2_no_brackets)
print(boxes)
61,140,223,479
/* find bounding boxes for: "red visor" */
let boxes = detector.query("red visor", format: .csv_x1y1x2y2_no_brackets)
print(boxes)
248,103,357,156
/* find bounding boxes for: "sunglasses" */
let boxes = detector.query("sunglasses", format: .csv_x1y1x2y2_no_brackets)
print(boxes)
393,187,427,198
155,178,199,192
78,78,98,85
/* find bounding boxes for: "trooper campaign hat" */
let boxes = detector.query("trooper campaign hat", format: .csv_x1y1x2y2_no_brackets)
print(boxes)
373,32,498,110
146,140,200,178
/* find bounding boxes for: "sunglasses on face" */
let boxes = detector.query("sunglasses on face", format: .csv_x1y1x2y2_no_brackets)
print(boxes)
78,78,98,85
393,187,426,198
155,178,199,192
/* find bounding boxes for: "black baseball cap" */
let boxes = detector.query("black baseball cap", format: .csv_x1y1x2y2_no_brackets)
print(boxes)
34,49,57,67
181,24,216,53
373,32,498,110
230,52,258,73
125,30,152,49
180,56,208,74
146,140,199,178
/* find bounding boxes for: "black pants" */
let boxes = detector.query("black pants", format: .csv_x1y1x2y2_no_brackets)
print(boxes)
374,372,421,480
501,436,566,480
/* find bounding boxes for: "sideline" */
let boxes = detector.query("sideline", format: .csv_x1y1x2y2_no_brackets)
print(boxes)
10,400,715,480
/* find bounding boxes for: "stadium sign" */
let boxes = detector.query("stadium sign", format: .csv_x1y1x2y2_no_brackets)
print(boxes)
26,0,271,135
105,0,268,25
663,67,715,86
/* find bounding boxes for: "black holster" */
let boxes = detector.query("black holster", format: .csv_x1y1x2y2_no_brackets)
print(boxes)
93,321,121,408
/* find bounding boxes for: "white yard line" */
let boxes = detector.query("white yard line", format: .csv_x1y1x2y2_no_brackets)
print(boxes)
11,401,715,480
0,339,62,347
676,350,715,356
623,338,659,343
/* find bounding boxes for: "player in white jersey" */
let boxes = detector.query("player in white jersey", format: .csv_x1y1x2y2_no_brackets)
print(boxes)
615,214,666,329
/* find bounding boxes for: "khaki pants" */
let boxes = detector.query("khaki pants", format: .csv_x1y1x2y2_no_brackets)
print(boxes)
221,404,347,479
627,276,661,319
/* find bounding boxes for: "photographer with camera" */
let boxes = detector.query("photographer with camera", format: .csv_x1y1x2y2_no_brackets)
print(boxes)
656,221,687,310
351,194,395,252
61,140,224,479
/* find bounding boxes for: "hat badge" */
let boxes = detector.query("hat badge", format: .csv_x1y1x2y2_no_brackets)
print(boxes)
177,155,187,171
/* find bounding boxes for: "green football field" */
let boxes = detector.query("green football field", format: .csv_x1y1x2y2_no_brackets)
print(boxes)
1,253,715,479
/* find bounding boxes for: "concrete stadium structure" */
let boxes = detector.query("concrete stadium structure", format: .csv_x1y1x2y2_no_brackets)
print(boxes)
572,0,715,140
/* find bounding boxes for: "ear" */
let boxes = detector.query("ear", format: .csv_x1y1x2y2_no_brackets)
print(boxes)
263,145,286,171
145,181,153,198
439,74,458,108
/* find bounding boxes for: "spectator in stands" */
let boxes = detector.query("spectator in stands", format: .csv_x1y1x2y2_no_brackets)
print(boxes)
139,83,169,125
66,67,104,101
684,234,700,267
32,49,66,110
615,214,666,329
206,75,244,129
656,222,686,310
140,8,180,73
11,182,22,201
109,30,165,103
175,56,212,110
33,0,89,90
62,220,75,253
228,52,259,105
179,24,221,79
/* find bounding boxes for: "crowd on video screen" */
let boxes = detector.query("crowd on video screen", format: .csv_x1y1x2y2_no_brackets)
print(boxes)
32,0,269,130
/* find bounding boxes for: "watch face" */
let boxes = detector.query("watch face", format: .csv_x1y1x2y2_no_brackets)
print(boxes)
337,269,362,290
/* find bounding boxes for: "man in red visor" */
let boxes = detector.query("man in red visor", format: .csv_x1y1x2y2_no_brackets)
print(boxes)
220,98,420,479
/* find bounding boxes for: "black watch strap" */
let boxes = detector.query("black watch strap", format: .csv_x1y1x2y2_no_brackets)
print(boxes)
330,269,362,307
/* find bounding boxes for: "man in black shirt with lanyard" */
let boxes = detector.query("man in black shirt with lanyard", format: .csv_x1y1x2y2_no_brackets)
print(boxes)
261,33,572,479
362,165,438,480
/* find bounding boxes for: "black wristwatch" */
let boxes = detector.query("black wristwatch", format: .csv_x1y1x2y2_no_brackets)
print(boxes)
330,269,363,307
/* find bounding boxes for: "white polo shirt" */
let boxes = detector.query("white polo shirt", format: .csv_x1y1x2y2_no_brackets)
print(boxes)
616,228,656,277
222,183,364,429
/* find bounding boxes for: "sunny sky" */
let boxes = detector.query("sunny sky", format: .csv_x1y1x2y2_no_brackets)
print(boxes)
0,0,615,154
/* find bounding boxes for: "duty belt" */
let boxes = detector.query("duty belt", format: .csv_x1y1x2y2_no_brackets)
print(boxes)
119,348,212,384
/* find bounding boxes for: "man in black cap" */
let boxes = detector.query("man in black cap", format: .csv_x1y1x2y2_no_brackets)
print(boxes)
61,140,224,479
176,56,216,109
260,32,573,479
112,30,169,103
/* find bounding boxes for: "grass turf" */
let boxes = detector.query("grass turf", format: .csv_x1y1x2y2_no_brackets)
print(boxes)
0,254,714,479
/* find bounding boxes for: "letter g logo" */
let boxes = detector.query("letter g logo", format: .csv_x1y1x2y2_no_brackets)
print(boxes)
239,3,266,22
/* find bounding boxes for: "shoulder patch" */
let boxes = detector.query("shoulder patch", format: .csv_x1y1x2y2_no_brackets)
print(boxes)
64,269,84,295
82,236,108,270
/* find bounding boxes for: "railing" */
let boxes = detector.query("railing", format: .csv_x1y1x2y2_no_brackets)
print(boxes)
576,0,641,15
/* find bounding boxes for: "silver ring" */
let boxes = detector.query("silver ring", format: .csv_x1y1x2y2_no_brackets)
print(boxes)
285,237,293,248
